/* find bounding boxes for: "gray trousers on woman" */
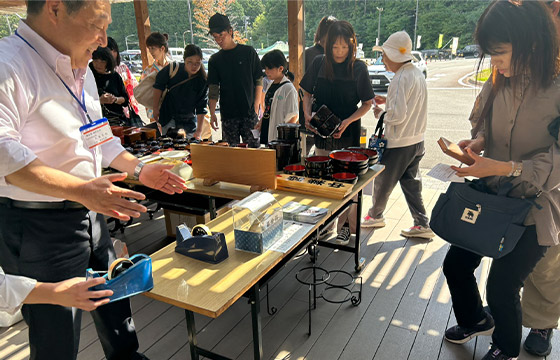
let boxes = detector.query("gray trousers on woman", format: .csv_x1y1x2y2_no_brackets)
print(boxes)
368,141,429,227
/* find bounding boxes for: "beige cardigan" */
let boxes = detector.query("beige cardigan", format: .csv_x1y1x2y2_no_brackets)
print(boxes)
469,77,560,246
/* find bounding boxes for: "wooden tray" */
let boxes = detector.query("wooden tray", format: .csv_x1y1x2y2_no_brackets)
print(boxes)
276,174,354,199
190,144,277,190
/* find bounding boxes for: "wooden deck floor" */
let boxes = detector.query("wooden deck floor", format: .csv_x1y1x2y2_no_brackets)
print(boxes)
1,175,558,360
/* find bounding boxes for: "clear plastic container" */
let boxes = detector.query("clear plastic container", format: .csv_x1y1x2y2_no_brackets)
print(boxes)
233,191,283,254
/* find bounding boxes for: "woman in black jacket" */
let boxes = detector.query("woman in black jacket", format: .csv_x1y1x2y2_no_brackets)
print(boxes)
90,47,132,126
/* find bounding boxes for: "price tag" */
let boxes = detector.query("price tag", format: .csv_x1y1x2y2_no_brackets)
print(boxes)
79,118,114,149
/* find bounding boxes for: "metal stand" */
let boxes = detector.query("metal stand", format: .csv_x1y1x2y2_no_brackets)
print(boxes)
317,190,366,272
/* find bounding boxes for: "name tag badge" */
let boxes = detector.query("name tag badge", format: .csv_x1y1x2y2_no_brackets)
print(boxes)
79,118,113,149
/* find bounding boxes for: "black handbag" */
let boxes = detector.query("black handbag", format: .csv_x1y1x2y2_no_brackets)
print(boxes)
430,179,534,258
430,85,537,258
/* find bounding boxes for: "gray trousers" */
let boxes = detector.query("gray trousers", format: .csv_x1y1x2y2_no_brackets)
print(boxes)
522,244,560,329
368,141,429,227
0,205,140,360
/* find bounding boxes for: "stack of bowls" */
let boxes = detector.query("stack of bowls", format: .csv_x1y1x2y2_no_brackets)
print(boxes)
332,172,358,184
329,150,369,176
304,156,332,179
344,147,379,165
284,164,306,176
277,123,301,165
268,141,293,171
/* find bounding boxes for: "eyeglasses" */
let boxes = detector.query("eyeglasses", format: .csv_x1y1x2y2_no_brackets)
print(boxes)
186,61,202,67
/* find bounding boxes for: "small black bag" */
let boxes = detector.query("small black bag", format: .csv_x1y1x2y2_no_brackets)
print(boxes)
430,179,534,259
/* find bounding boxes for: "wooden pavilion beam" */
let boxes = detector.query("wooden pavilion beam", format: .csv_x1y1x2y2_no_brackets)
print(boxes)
287,0,304,90
133,0,153,69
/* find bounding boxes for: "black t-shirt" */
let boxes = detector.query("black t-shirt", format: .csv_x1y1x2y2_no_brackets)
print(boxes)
260,82,287,145
207,44,262,118
304,44,324,72
299,55,374,150
90,64,129,118
154,63,208,129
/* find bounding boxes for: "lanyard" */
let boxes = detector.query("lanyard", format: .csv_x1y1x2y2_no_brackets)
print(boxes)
15,30,93,123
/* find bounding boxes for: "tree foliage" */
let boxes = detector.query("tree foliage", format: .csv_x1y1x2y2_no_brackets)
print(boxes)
0,1,489,57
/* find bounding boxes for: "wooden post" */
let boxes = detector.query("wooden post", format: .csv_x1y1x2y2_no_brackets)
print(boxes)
287,0,304,90
133,0,152,69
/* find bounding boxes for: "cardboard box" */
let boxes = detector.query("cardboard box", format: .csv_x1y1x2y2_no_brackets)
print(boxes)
164,205,230,237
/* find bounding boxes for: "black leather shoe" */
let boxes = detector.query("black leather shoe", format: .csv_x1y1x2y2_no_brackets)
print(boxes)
523,328,553,356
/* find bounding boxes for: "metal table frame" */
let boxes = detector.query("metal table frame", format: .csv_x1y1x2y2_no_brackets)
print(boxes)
182,189,365,360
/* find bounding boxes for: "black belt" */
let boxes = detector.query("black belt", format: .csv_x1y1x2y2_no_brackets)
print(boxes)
0,197,86,210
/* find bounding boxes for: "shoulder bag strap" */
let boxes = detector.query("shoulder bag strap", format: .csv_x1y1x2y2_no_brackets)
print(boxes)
168,74,196,93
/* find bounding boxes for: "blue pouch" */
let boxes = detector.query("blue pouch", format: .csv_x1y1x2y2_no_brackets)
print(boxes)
369,112,387,161
86,254,154,303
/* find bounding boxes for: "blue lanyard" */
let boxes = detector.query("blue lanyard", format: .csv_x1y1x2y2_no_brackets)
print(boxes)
15,30,93,123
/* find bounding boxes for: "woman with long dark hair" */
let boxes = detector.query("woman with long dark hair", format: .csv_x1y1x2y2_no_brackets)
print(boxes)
153,44,208,139
300,20,374,245
442,1,560,359
89,47,131,126
106,37,140,118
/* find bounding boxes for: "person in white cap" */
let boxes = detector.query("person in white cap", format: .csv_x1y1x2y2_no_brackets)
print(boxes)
361,30,434,239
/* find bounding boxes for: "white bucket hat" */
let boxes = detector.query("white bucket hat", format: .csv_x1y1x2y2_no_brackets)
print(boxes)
372,31,414,63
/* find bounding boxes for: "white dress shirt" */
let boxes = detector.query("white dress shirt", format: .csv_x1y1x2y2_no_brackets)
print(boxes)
383,62,428,149
0,21,125,201
0,266,36,315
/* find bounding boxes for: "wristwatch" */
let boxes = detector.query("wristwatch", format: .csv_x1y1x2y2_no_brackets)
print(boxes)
134,161,146,180
509,161,523,177
512,161,523,177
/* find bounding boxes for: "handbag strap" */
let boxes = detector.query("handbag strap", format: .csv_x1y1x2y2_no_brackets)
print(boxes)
311,56,325,96
471,85,496,140
375,112,386,137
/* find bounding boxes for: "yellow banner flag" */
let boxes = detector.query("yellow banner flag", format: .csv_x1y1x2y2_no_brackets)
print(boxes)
438,34,444,49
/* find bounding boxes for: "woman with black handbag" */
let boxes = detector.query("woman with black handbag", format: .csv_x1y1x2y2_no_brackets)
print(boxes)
440,2,560,359
299,20,374,245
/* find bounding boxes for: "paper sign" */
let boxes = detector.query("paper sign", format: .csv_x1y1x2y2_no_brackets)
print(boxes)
427,163,465,183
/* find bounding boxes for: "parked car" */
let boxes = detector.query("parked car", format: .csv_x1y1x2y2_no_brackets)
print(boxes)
421,49,439,59
368,50,427,91
168,47,185,62
412,50,427,78
457,44,480,58
120,50,142,75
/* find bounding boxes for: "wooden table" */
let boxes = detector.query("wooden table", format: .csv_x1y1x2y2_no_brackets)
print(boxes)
144,165,384,360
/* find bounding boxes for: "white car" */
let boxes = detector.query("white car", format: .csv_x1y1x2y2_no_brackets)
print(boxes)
368,50,428,91
411,50,428,78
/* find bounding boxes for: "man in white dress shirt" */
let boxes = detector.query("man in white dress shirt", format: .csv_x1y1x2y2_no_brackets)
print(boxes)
0,266,113,315
0,1,186,359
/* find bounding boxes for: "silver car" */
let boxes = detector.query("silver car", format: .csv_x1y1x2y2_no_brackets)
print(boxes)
368,50,428,91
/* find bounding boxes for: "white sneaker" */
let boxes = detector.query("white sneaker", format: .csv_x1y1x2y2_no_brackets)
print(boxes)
361,215,386,228
401,225,435,239
335,225,351,245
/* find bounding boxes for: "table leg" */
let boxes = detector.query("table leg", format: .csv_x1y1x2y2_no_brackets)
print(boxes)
185,310,199,360
249,285,263,360
208,196,217,219
354,190,365,272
